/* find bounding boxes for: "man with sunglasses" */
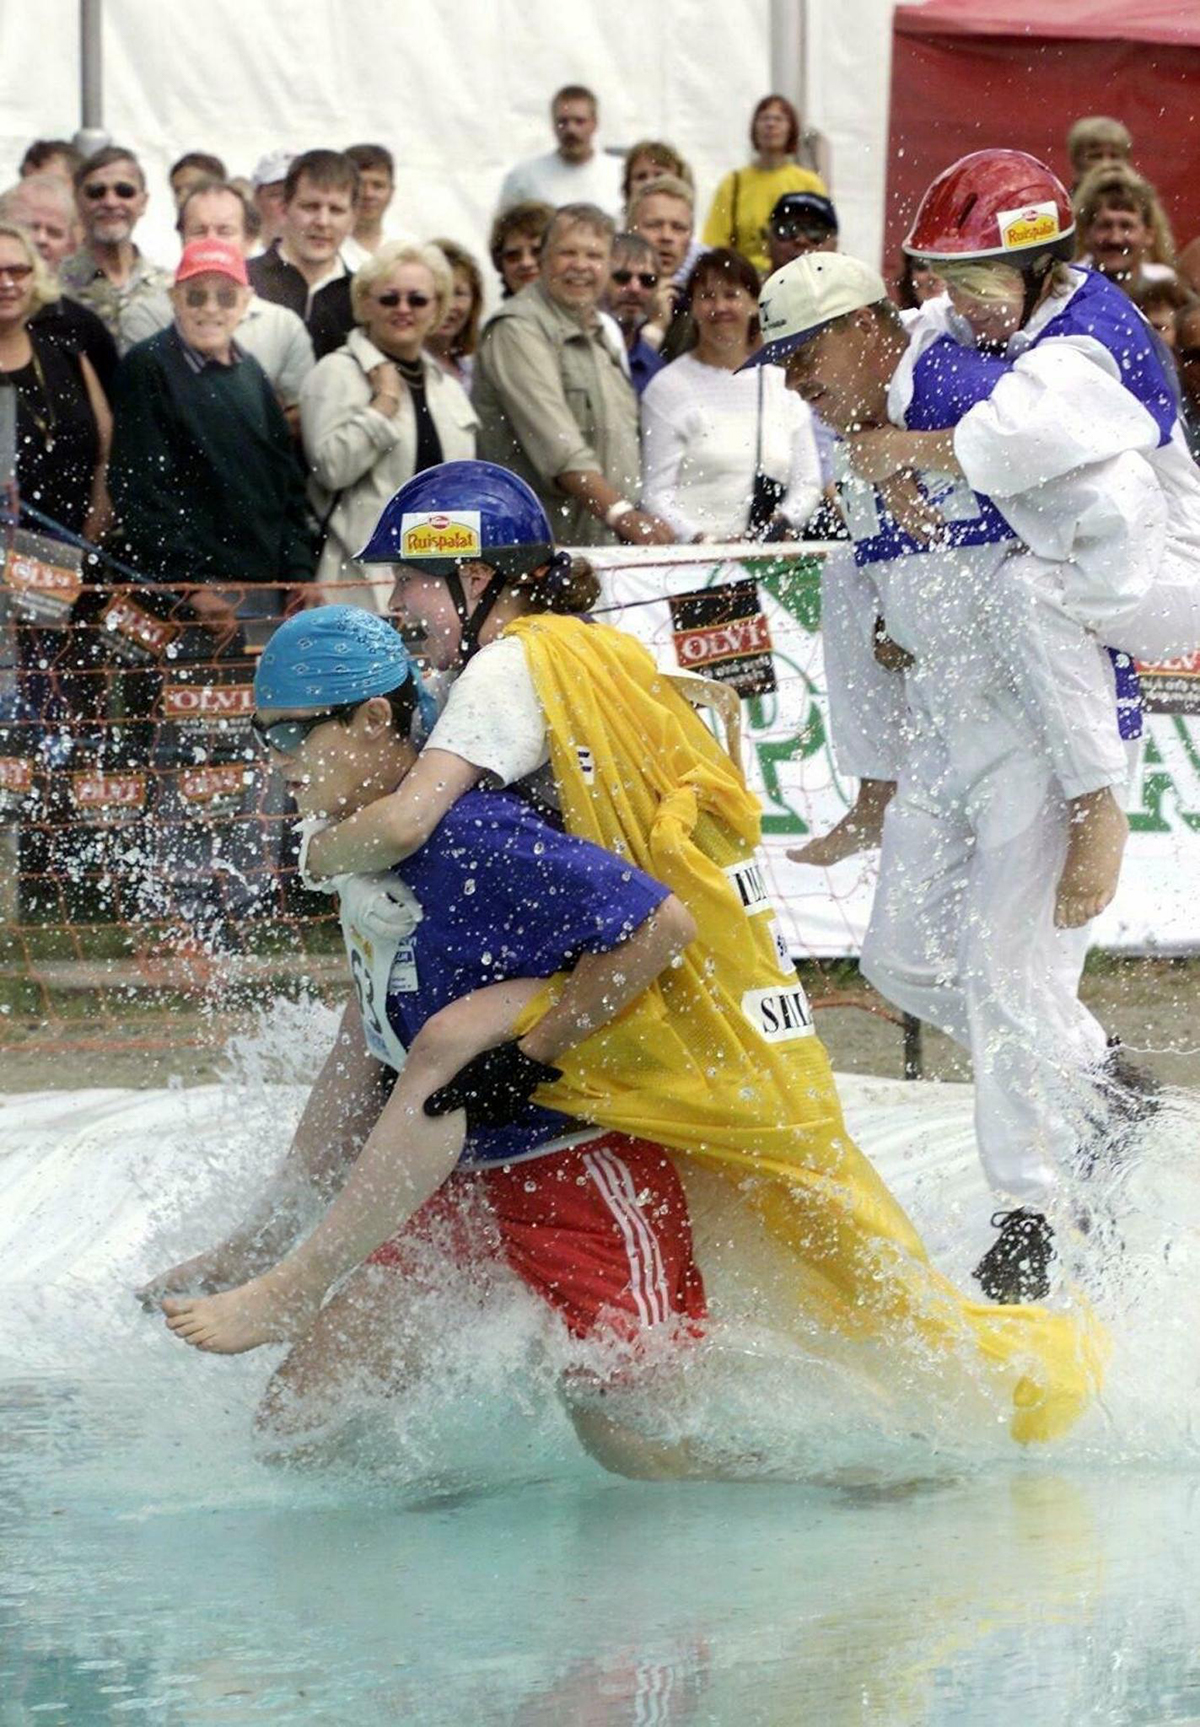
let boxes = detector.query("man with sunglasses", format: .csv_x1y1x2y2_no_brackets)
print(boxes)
765,192,838,275
600,232,664,395
109,237,314,643
59,146,171,355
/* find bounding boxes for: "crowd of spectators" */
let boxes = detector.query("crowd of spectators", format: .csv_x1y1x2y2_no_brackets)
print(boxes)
4,89,1200,648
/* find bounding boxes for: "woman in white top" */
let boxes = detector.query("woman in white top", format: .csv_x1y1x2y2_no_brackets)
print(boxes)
300,241,478,611
639,247,822,542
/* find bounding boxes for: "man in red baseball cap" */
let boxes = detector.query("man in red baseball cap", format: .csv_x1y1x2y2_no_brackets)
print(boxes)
171,236,251,368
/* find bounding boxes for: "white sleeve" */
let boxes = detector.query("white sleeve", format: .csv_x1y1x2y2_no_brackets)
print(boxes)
274,310,316,408
953,341,1161,499
639,373,701,541
780,392,823,531
424,637,550,784
992,449,1168,631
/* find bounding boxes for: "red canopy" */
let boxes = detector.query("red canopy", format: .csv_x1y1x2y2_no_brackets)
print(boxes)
884,0,1200,280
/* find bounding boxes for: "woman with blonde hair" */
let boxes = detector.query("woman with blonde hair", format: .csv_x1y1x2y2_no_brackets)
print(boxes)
299,239,478,610
0,219,109,540
621,139,693,218
426,237,484,391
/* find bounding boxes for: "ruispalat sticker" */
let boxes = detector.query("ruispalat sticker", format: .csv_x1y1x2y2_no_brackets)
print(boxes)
724,856,772,915
740,982,815,1043
996,200,1061,250
399,510,482,560
668,578,776,698
1139,652,1200,716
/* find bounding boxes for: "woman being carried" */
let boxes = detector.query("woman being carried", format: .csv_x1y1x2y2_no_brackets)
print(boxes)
164,461,1106,1448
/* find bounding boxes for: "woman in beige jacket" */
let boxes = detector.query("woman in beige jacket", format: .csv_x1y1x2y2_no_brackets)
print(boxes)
301,241,478,611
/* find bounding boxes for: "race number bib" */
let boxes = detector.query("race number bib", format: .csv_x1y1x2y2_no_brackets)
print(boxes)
339,878,422,1071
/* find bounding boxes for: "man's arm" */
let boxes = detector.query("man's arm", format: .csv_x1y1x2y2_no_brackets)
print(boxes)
518,894,696,1064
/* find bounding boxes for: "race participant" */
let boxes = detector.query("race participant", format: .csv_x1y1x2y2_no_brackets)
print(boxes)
150,605,710,1475
844,150,1200,926
254,462,1104,1441
747,251,1136,1301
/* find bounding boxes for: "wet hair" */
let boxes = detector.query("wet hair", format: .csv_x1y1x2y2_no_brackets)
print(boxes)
937,257,1074,305
1074,162,1175,265
74,145,144,192
21,139,83,178
170,151,226,184
0,222,60,313
339,679,420,742
510,556,601,614
429,238,485,359
175,178,251,238
750,94,801,157
345,143,395,180
1067,115,1132,171
621,140,693,203
489,200,553,288
283,149,359,206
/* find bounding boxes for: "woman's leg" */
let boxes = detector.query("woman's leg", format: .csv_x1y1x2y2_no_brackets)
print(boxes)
162,979,547,1354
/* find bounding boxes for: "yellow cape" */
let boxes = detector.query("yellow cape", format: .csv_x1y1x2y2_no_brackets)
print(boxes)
503,613,1105,1444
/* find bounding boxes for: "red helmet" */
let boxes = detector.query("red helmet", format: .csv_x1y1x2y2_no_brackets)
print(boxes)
904,149,1075,268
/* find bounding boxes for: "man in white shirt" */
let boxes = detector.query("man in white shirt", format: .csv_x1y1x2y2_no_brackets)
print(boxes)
341,143,408,272
497,85,623,221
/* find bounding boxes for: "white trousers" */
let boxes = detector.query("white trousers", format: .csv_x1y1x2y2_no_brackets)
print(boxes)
819,548,909,783
860,730,1110,1209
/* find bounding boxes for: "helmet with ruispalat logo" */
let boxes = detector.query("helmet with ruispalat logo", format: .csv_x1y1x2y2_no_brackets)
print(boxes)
357,460,559,578
904,149,1076,271
357,460,582,661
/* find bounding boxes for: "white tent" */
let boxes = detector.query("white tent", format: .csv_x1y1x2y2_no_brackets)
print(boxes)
1,0,896,280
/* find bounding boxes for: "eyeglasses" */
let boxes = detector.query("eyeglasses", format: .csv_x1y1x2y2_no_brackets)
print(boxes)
376,290,432,309
771,222,831,242
83,180,140,201
611,268,658,289
182,284,240,309
0,263,33,282
251,703,359,756
1176,346,1200,364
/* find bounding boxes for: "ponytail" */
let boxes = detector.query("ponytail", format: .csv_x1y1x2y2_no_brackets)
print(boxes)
512,550,601,614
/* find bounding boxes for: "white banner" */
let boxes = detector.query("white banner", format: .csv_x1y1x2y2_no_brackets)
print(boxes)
594,547,1200,958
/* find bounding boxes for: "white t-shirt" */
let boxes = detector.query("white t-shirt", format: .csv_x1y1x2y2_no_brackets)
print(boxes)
425,636,555,802
497,149,624,221
639,352,823,541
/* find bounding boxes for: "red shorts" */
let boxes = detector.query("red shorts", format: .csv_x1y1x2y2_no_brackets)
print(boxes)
366,1132,707,1344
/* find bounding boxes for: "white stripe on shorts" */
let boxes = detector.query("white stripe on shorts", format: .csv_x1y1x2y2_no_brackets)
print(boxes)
582,1146,671,1328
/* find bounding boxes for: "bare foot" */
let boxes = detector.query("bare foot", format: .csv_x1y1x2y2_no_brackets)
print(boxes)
161,1269,320,1355
136,1247,248,1312
1055,787,1128,928
790,779,896,867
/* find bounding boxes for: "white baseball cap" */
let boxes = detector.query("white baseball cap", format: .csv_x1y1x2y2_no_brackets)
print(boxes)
251,150,295,189
742,252,890,368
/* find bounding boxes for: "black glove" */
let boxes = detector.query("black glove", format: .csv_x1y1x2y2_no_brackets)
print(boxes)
423,1039,564,1131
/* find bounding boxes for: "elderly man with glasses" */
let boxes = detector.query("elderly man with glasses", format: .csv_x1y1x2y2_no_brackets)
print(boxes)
59,145,172,354
109,237,314,643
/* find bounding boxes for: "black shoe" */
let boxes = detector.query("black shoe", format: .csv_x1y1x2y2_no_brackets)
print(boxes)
972,1208,1055,1304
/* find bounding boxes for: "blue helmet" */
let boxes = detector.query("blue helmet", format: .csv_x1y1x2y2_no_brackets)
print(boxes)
254,605,438,734
356,460,558,578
